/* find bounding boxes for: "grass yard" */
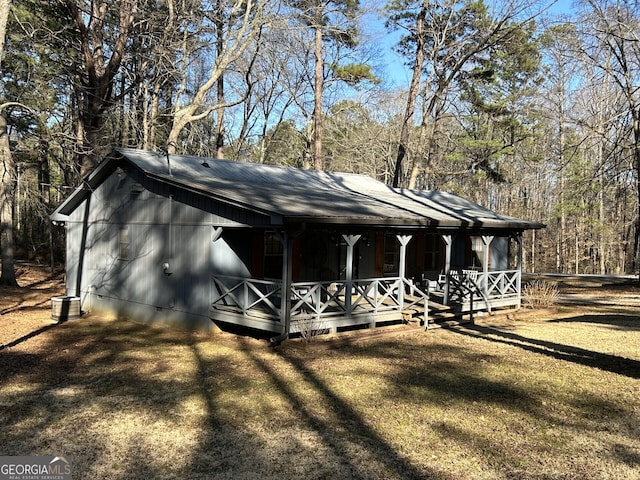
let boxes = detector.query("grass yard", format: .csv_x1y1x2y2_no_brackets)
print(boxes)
1,265,639,479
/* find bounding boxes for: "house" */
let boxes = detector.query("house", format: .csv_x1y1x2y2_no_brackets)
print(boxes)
51,148,544,340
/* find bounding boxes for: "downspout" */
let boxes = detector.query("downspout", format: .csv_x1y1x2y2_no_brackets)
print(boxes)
75,183,92,298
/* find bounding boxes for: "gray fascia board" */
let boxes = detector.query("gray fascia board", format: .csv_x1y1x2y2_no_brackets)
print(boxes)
50,152,121,221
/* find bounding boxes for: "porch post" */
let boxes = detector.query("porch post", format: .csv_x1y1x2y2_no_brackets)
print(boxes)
441,234,452,304
481,235,494,294
397,235,413,310
515,233,523,306
271,230,293,343
342,234,361,314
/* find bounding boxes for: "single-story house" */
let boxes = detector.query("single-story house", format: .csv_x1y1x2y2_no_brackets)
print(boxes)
51,148,544,341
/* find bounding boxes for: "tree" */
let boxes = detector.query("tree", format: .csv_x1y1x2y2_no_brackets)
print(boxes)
288,0,375,170
0,0,18,286
387,0,541,188
455,20,542,182
165,0,268,154
62,0,142,177
578,0,640,278
0,107,19,286
539,23,583,272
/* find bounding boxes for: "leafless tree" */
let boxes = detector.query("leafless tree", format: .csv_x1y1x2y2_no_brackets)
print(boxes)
579,0,640,277
165,0,268,154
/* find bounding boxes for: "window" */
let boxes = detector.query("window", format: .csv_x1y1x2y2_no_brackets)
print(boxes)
423,234,443,271
119,227,129,260
383,234,399,275
264,231,283,278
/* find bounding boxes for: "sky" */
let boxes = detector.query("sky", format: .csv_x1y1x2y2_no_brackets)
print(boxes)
369,0,578,89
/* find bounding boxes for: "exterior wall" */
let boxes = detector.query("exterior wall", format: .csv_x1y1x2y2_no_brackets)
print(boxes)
65,169,260,331
490,237,509,270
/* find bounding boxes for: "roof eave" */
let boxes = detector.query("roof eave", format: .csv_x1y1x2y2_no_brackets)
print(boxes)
49,151,123,221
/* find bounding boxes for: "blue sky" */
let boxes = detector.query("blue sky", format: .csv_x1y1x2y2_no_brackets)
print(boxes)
372,0,578,89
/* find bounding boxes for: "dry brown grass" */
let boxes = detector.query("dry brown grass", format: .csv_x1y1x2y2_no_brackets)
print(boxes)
1,265,639,479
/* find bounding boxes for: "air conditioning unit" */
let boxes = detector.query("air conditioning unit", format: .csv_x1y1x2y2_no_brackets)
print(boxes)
51,296,81,322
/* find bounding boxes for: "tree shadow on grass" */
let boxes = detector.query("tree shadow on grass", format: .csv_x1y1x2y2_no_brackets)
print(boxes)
0,318,215,479
0,322,60,350
444,323,640,379
236,339,444,480
354,337,639,478
180,334,447,479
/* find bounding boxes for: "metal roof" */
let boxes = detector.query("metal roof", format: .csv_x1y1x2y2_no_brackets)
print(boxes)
52,147,544,231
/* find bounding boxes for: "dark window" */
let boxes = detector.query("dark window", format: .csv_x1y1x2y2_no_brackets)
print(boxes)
423,234,443,271
264,231,283,278
383,234,399,275
119,227,129,260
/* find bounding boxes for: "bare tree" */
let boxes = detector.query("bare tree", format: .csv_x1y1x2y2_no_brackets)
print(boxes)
579,0,640,278
165,0,268,154
63,0,141,177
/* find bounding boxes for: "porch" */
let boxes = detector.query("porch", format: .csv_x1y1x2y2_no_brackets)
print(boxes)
427,268,521,315
210,275,429,336
209,230,527,338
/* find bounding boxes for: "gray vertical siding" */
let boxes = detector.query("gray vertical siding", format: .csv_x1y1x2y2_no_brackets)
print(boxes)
66,170,257,330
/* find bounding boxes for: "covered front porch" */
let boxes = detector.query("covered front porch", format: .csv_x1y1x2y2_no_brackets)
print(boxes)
209,232,429,338
421,233,524,316
210,274,429,336
208,230,527,339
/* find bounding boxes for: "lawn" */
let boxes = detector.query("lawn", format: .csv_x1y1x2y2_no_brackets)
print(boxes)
1,266,639,479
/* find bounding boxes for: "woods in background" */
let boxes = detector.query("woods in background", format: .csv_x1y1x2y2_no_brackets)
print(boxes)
1,0,639,280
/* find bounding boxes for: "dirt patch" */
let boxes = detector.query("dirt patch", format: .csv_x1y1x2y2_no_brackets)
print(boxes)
0,263,65,347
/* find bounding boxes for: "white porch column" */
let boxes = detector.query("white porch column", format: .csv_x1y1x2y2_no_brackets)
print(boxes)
481,235,494,294
441,234,452,304
270,230,294,343
396,234,413,310
342,234,361,314
514,232,523,306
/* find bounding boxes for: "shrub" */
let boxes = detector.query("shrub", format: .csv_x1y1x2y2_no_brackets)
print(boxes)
522,279,559,308
297,317,329,342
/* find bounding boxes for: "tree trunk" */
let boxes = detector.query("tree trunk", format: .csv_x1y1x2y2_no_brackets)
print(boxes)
0,0,18,285
634,111,640,283
0,0,9,58
215,5,225,159
313,25,323,171
392,1,426,188
0,113,18,286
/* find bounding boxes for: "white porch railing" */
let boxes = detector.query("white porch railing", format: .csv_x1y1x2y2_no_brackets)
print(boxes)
443,269,520,310
478,270,520,300
211,275,428,326
290,277,427,320
211,276,282,318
